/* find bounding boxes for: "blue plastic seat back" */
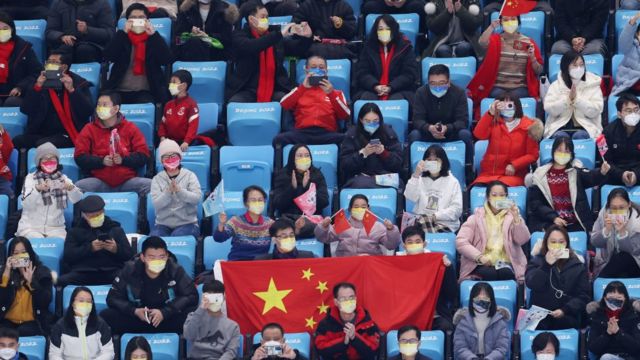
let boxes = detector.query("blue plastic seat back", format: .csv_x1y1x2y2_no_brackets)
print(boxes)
70,62,100,103
296,238,324,258
15,20,46,62
62,285,111,314
344,0,361,17
8,149,17,188
612,54,623,83
120,333,180,360
203,236,231,269
490,11,545,57
252,332,311,359
386,330,445,360
0,107,27,137
120,103,155,147
593,277,640,300
339,188,397,223
480,97,537,119
460,280,518,330
469,186,527,217
172,61,227,108
7,237,64,275
18,336,46,360
283,144,338,190
117,18,172,46
616,10,636,53
608,95,640,123
226,102,282,146
156,145,211,193
27,147,79,182
539,138,596,169
473,140,488,173
84,192,138,233
365,13,419,47
530,231,588,258
220,145,274,192
520,329,579,360
197,103,219,133
410,141,465,187
425,233,457,262
600,184,640,208
296,59,351,101
549,54,604,82
353,100,409,143
138,236,197,277
421,57,477,88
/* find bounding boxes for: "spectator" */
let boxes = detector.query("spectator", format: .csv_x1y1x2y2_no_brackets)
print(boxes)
531,332,560,360
315,194,401,256
103,3,172,104
404,144,463,233
251,322,307,360
410,65,472,164
587,280,640,359
124,336,153,360
526,225,590,330
14,51,93,150
226,2,299,103
621,0,640,9
121,0,179,19
354,14,417,103
551,0,608,56
456,181,530,282
388,325,432,360
74,92,151,196
423,0,483,58
340,102,403,188
175,0,239,61
543,51,604,139
0,12,41,108
150,139,202,237
271,144,329,238
0,0,48,20
468,16,543,103
453,282,510,360
613,12,640,96
0,327,28,360
101,236,198,335
48,287,115,360
274,55,349,146
0,126,14,197
0,237,53,336
591,188,640,278
45,0,115,63
363,0,426,28
184,280,241,360
255,219,315,260
399,226,457,331
214,185,274,261
58,195,134,287
16,142,83,239
527,136,609,233
481,0,552,13
315,283,380,359
603,94,640,187
473,94,541,186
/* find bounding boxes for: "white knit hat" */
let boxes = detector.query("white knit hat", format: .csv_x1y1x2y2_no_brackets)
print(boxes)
34,142,59,166
158,139,182,159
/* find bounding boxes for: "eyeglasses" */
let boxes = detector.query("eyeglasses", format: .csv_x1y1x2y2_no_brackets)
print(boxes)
622,108,640,115
338,296,356,302
276,233,295,239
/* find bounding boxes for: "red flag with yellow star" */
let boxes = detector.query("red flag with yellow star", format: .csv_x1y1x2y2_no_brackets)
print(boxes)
220,253,445,334
499,0,537,16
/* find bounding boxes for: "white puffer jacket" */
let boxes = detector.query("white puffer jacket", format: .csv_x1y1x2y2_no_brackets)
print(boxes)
403,172,463,232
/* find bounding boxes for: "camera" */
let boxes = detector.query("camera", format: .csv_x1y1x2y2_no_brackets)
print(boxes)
13,257,29,268
43,69,63,89
264,344,283,356
132,19,146,28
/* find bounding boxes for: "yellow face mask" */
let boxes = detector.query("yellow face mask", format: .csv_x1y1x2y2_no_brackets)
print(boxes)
73,302,92,317
377,29,391,44
0,29,11,43
405,243,424,255
278,237,296,253
547,243,565,251
44,63,61,71
610,209,627,216
351,208,366,221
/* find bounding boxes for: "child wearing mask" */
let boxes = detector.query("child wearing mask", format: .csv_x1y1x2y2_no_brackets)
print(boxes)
159,70,200,152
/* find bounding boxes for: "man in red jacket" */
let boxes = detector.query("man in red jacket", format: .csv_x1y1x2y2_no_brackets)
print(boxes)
273,55,349,146
74,91,151,196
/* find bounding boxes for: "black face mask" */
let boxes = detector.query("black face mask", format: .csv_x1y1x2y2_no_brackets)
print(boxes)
472,299,491,313
605,298,624,310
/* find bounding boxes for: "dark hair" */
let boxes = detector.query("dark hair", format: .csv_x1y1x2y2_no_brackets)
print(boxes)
540,224,573,256
367,14,402,46
306,54,327,68
124,336,153,360
401,225,425,243
261,322,284,337
269,218,295,238
550,135,575,167
348,194,369,210
125,3,150,18
494,92,524,119
605,187,640,218
285,144,317,173
203,279,225,294
469,282,497,317
427,64,450,80
356,102,390,144
0,327,19,341
171,70,193,89
600,280,632,314
64,287,97,329
498,14,521,25
240,1,266,21
397,325,421,341
98,91,122,107
0,11,16,37
6,237,41,281
616,92,640,112
531,332,560,355
560,50,586,88
421,144,450,178
49,50,71,67
485,180,508,198
242,185,267,204
141,236,168,254
333,282,356,298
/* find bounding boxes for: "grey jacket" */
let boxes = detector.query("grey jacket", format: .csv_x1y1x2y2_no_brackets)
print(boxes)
591,207,640,277
613,20,640,96
183,308,240,360
453,307,510,360
150,168,202,228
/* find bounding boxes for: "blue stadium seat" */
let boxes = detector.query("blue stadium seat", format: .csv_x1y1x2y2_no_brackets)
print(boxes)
530,231,588,257
480,97,537,119
0,107,27,137
202,236,231,269
62,285,111,314
283,144,339,190
539,138,596,169
296,59,351,101
410,141,465,187
426,232,457,262
467,98,473,128
7,237,64,275
120,333,180,360
460,280,518,329
27,147,80,182
421,57,477,88
138,236,197,277
354,100,409,143
220,145,274,193
0,195,8,241
593,277,640,300
226,102,282,146
612,54,623,83
83,192,138,233
339,188,397,223
197,103,219,133
70,62,100,103
156,145,211,193
8,149,17,189
490,11,545,57
469,186,527,217
473,140,488,173
172,61,227,109
345,0,362,17
520,329,579,360
365,13,420,48
117,18,172,46
296,238,324,258
615,10,636,53
18,336,46,360
252,332,311,359
600,184,640,208
15,20,46,62
608,95,640,123
120,103,155,147
386,330,445,360
548,54,604,82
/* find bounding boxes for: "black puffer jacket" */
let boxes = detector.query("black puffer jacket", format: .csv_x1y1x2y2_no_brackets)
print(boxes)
0,35,41,96
45,0,115,49
587,301,640,359
339,124,403,179
554,0,609,43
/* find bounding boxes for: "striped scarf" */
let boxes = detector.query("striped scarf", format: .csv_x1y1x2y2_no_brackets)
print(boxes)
34,171,68,209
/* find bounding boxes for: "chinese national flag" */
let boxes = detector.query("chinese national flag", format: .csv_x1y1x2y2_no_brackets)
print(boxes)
362,209,377,236
332,209,350,234
220,254,446,334
500,0,537,16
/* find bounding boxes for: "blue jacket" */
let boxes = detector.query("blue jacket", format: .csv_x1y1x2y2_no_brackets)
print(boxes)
612,21,640,96
453,307,510,360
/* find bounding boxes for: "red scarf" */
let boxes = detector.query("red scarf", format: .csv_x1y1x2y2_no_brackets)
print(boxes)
48,89,79,145
605,306,623,320
251,29,275,102
378,44,395,101
0,40,14,84
127,31,149,76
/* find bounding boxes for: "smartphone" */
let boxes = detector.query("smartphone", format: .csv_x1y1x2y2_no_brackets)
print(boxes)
494,199,514,210
265,344,283,356
45,69,62,81
369,138,381,145
513,39,530,51
132,19,146,28
97,234,110,242
558,248,570,259
308,67,328,86
13,257,29,268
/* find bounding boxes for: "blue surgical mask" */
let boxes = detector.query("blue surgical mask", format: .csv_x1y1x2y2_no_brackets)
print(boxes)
308,67,327,77
429,85,449,98
501,109,516,119
364,122,379,134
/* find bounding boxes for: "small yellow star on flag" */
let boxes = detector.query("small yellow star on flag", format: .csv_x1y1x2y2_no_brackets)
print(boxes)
301,268,314,281
253,277,292,315
305,316,317,329
317,302,329,314
316,281,328,294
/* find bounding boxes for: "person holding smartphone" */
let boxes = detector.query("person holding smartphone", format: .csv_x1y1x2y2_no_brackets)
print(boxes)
526,225,590,330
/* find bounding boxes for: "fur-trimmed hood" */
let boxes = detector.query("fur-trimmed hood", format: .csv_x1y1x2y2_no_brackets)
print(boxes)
453,306,511,325
527,117,544,142
180,0,239,24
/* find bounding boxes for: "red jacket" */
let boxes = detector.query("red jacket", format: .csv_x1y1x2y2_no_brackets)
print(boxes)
314,305,380,360
158,95,199,144
0,130,13,182
472,111,539,187
280,85,350,132
74,115,150,187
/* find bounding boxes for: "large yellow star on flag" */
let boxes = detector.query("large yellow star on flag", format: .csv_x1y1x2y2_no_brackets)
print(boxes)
316,281,328,294
301,268,314,281
305,316,317,329
253,277,292,315
317,302,329,314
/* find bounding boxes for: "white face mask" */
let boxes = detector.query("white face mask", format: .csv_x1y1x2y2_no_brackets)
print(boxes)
168,83,181,96
0,348,16,360
553,152,571,166
624,113,640,127
205,293,224,312
569,66,585,80
536,354,555,360
339,299,356,314
399,343,419,356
